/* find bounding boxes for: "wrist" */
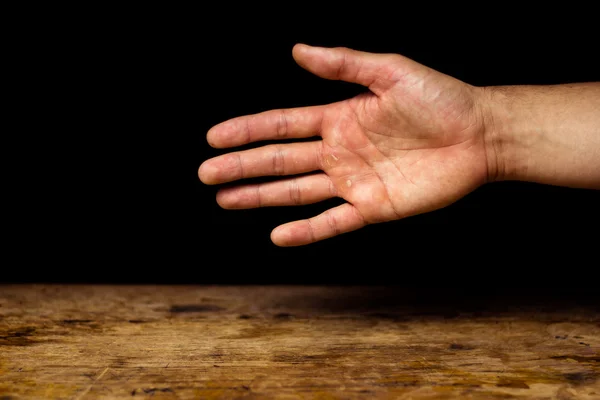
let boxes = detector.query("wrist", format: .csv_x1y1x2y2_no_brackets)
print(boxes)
477,86,532,183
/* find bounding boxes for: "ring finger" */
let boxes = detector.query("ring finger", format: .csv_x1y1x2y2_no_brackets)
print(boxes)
216,173,336,209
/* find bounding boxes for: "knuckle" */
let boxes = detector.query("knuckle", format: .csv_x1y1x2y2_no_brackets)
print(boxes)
223,153,244,180
325,210,340,236
234,153,244,179
277,109,288,139
271,145,285,175
242,117,252,144
336,51,348,78
316,141,326,170
327,178,338,197
288,178,302,205
255,184,262,208
306,219,317,243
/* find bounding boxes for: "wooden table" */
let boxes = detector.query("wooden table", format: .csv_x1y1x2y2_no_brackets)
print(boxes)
1,285,598,399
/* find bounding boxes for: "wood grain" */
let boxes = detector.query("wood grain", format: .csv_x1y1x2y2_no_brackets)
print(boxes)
0,285,598,399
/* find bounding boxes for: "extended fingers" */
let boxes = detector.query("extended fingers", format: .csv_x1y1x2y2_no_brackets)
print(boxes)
199,141,323,185
271,203,366,246
207,106,325,148
216,174,336,209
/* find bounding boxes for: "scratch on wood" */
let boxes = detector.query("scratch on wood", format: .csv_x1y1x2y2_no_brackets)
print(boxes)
73,367,109,400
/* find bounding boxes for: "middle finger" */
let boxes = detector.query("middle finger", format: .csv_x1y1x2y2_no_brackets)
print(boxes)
199,141,323,185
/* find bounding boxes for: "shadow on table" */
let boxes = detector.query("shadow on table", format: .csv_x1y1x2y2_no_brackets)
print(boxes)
274,286,600,320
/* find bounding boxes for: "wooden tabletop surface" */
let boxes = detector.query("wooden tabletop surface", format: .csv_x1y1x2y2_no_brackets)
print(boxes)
0,285,598,399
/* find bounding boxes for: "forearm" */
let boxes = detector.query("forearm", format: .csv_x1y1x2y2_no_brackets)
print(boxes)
480,83,600,189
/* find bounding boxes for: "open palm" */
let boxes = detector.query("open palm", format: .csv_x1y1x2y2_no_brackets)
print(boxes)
199,44,489,246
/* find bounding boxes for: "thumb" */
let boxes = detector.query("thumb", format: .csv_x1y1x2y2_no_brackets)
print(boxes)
292,43,405,95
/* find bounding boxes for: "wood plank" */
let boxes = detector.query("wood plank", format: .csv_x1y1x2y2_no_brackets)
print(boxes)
1,285,599,399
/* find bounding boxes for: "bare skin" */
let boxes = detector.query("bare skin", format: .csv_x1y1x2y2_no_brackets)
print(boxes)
199,44,600,246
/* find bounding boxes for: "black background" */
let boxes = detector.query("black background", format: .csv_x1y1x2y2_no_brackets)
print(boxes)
6,8,599,287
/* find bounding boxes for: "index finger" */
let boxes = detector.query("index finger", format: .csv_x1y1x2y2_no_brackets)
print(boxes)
207,105,325,148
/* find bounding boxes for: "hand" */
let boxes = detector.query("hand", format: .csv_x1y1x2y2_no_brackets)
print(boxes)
199,44,490,246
